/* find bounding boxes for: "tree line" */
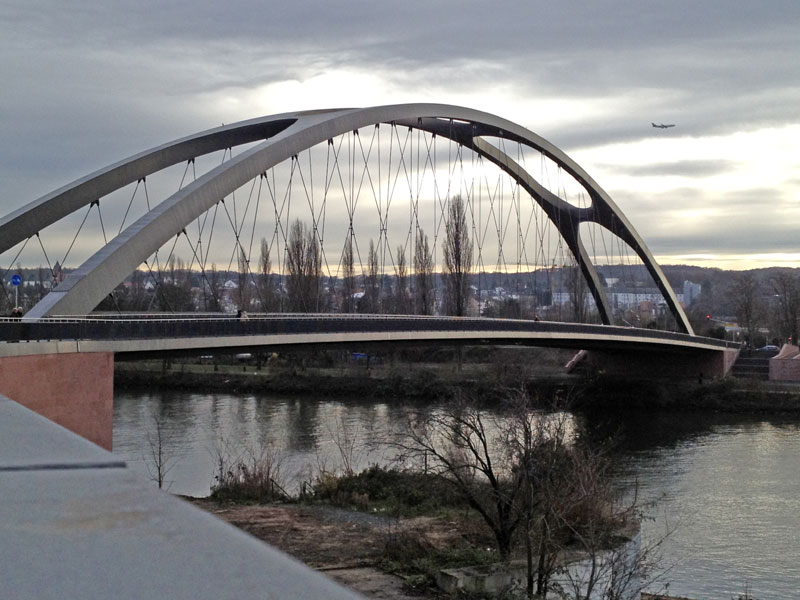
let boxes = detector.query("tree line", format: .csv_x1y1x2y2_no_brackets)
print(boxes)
19,195,478,317
684,268,800,346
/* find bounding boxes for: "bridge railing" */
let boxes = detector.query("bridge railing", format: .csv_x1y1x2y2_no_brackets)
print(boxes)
0,314,739,350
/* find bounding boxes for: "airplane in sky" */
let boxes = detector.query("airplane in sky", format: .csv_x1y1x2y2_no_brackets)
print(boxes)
651,122,676,129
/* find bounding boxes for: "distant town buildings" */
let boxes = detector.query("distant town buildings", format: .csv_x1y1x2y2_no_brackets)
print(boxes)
683,280,702,305
2,261,703,327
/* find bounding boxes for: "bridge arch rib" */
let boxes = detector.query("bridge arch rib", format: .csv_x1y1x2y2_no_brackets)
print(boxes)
18,104,692,335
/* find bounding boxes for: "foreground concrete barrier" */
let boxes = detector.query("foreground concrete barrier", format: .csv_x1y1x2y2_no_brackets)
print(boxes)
0,397,363,600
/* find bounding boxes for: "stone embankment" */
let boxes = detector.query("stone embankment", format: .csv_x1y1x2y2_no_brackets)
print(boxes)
580,375,800,413
117,359,800,413
113,356,570,401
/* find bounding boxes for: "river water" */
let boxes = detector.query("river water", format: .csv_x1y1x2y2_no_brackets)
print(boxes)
112,390,800,599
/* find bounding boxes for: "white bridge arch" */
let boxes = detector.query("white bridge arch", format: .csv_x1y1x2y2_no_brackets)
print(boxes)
3,104,692,334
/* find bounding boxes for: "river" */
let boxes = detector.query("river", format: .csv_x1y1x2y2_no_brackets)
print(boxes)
112,390,800,599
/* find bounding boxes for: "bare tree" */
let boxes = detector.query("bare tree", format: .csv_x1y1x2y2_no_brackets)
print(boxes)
546,451,665,600
771,269,800,343
443,195,473,316
395,394,525,559
503,393,571,595
566,254,588,323
414,229,434,315
146,416,174,490
362,239,380,313
506,391,666,600
203,264,223,312
256,238,277,312
157,256,194,312
36,266,48,301
285,219,321,312
325,417,366,478
394,391,663,599
340,235,356,313
730,271,762,346
393,244,409,314
236,248,253,312
127,269,150,311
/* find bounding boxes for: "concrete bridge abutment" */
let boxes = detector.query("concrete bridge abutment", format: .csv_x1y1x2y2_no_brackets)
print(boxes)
0,352,114,450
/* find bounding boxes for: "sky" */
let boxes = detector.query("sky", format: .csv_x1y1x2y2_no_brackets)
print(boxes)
1,0,799,271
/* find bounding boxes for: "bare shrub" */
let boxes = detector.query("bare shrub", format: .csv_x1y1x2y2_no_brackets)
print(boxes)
145,415,175,490
210,440,288,503
392,389,669,599
392,393,525,559
326,416,366,478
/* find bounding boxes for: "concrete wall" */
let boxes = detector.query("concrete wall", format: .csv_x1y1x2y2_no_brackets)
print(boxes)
769,344,800,381
0,352,113,450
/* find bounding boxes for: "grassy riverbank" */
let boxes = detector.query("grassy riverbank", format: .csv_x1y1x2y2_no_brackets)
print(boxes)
114,346,576,401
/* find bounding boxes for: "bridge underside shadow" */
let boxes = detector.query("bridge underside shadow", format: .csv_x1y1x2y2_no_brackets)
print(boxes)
584,347,739,382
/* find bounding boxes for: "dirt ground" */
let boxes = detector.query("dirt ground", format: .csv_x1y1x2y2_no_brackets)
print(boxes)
189,499,459,599
189,500,676,600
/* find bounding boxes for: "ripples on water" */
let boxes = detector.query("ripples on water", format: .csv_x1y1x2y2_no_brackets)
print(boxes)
113,391,800,599
593,412,800,599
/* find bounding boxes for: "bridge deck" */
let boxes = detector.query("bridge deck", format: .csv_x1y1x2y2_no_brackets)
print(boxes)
1,314,737,358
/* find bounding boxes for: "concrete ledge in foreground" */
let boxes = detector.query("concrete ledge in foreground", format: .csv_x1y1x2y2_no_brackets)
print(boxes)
0,395,363,600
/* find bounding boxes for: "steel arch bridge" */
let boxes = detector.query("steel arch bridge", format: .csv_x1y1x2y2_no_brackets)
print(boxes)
1,104,692,335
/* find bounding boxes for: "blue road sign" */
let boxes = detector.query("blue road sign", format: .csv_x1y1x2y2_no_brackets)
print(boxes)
10,274,21,287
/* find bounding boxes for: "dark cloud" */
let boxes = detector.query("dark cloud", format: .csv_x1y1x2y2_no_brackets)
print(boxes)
616,187,788,226
606,160,739,178
647,222,800,255
719,188,786,207
2,0,800,264
608,183,796,258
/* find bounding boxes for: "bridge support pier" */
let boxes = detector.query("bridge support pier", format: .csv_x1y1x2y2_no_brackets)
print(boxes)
585,347,739,381
0,352,114,450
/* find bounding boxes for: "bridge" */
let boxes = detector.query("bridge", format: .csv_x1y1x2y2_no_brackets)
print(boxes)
0,104,739,450
1,314,734,357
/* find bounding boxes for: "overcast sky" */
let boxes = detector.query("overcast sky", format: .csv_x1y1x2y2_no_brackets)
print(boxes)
2,0,799,270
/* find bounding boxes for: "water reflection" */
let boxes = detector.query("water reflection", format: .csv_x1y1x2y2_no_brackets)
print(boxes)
114,391,414,497
113,391,800,599
282,397,321,451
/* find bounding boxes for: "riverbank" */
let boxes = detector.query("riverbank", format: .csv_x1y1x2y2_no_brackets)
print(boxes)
191,500,720,600
189,456,639,600
188,495,756,600
578,375,800,412
189,464,500,599
114,347,575,401
115,353,800,413
187,500,441,600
